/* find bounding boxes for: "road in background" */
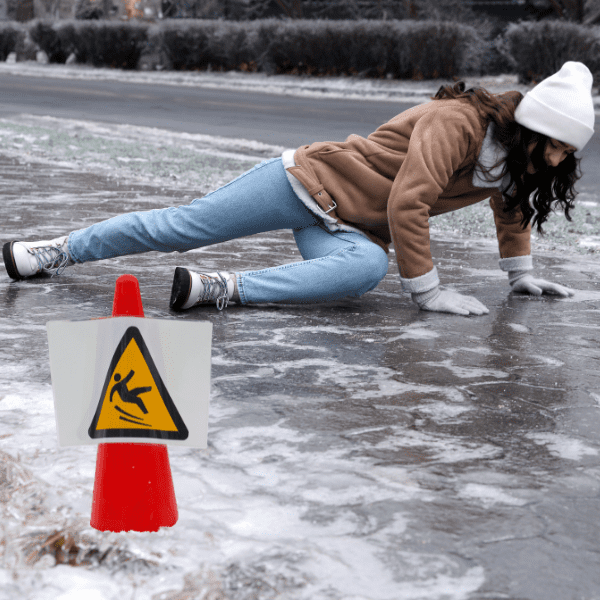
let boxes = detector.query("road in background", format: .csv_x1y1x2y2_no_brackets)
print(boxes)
0,73,407,148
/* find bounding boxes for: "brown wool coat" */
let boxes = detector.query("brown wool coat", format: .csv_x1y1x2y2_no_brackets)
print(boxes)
287,93,531,281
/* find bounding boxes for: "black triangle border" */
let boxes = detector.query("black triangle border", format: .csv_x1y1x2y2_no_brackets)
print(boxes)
88,326,189,440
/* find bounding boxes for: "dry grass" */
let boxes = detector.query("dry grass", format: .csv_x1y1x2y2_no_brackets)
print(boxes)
22,527,159,570
0,449,157,572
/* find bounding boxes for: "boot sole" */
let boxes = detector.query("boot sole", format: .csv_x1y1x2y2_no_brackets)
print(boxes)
169,267,192,311
2,242,22,281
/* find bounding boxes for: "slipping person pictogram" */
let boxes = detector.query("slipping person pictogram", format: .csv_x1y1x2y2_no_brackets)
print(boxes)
110,370,150,415
89,326,189,440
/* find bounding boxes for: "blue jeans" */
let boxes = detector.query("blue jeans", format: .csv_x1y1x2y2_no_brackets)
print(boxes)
68,158,388,305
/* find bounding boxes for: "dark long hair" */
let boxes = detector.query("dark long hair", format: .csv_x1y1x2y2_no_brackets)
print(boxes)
432,82,581,234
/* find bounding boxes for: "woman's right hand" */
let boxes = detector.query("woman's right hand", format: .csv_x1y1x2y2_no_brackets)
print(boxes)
412,287,489,316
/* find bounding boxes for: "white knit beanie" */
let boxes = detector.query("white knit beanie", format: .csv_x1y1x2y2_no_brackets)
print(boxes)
514,61,595,151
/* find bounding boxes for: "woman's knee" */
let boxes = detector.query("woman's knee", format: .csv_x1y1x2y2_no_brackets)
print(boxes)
343,240,388,296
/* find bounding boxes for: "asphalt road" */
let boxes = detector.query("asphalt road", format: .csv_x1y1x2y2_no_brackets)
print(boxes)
0,73,406,148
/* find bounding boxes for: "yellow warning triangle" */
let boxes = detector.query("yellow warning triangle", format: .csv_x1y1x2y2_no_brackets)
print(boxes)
89,326,188,440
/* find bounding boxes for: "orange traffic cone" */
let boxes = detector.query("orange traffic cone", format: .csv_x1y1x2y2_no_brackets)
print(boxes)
90,274,178,532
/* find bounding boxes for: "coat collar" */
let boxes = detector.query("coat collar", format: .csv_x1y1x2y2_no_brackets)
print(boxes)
472,123,510,189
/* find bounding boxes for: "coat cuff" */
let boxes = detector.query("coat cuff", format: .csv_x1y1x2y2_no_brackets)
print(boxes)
400,267,440,293
498,255,533,272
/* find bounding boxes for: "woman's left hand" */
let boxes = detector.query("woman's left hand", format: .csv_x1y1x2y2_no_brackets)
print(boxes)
511,274,575,297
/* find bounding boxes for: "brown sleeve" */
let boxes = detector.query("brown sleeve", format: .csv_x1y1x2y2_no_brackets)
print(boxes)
387,108,477,280
489,190,531,258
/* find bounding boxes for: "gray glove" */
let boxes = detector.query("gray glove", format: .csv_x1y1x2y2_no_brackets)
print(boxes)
412,286,489,316
508,270,574,297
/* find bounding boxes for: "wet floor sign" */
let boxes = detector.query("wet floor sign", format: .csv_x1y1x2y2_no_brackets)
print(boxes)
47,317,212,447
89,326,188,440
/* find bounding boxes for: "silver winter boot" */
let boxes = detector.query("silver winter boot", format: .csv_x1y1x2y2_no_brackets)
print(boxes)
169,267,236,311
3,236,73,280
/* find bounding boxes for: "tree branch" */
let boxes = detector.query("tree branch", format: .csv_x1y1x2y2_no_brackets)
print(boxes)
546,0,565,16
273,0,303,18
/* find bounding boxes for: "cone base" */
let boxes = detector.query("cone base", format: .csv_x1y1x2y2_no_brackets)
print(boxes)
91,442,178,533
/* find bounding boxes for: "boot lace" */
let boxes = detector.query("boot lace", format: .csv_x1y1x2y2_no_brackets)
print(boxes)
29,245,70,277
198,272,229,311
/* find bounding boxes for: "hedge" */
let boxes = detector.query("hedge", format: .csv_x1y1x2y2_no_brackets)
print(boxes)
21,18,483,78
151,20,253,71
30,20,148,69
255,19,482,78
499,20,600,84
0,23,23,61
5,18,600,84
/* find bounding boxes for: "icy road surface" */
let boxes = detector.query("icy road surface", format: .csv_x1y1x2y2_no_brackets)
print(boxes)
0,113,599,600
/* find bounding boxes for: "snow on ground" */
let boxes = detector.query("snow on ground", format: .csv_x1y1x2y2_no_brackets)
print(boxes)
2,60,600,111
0,61,513,105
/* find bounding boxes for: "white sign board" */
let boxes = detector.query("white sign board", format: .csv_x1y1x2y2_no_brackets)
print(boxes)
46,317,212,447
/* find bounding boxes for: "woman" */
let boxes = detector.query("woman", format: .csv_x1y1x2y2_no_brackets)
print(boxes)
3,62,593,316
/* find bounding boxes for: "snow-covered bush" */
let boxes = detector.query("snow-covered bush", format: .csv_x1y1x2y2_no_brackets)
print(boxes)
499,20,600,84
30,19,148,69
255,19,480,79
156,19,480,78
0,22,23,61
155,19,253,71
25,17,480,77
69,20,149,68
29,20,69,63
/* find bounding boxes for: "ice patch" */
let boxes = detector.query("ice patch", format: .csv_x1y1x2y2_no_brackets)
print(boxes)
114,156,149,163
17,114,287,162
527,432,599,460
394,328,440,340
212,366,276,382
19,567,122,600
373,428,504,463
415,401,473,420
555,289,600,302
459,483,528,508
507,323,530,333
419,359,508,380
578,236,600,248
463,268,505,278
528,354,564,367
0,387,54,413
0,64,598,599
312,362,471,402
